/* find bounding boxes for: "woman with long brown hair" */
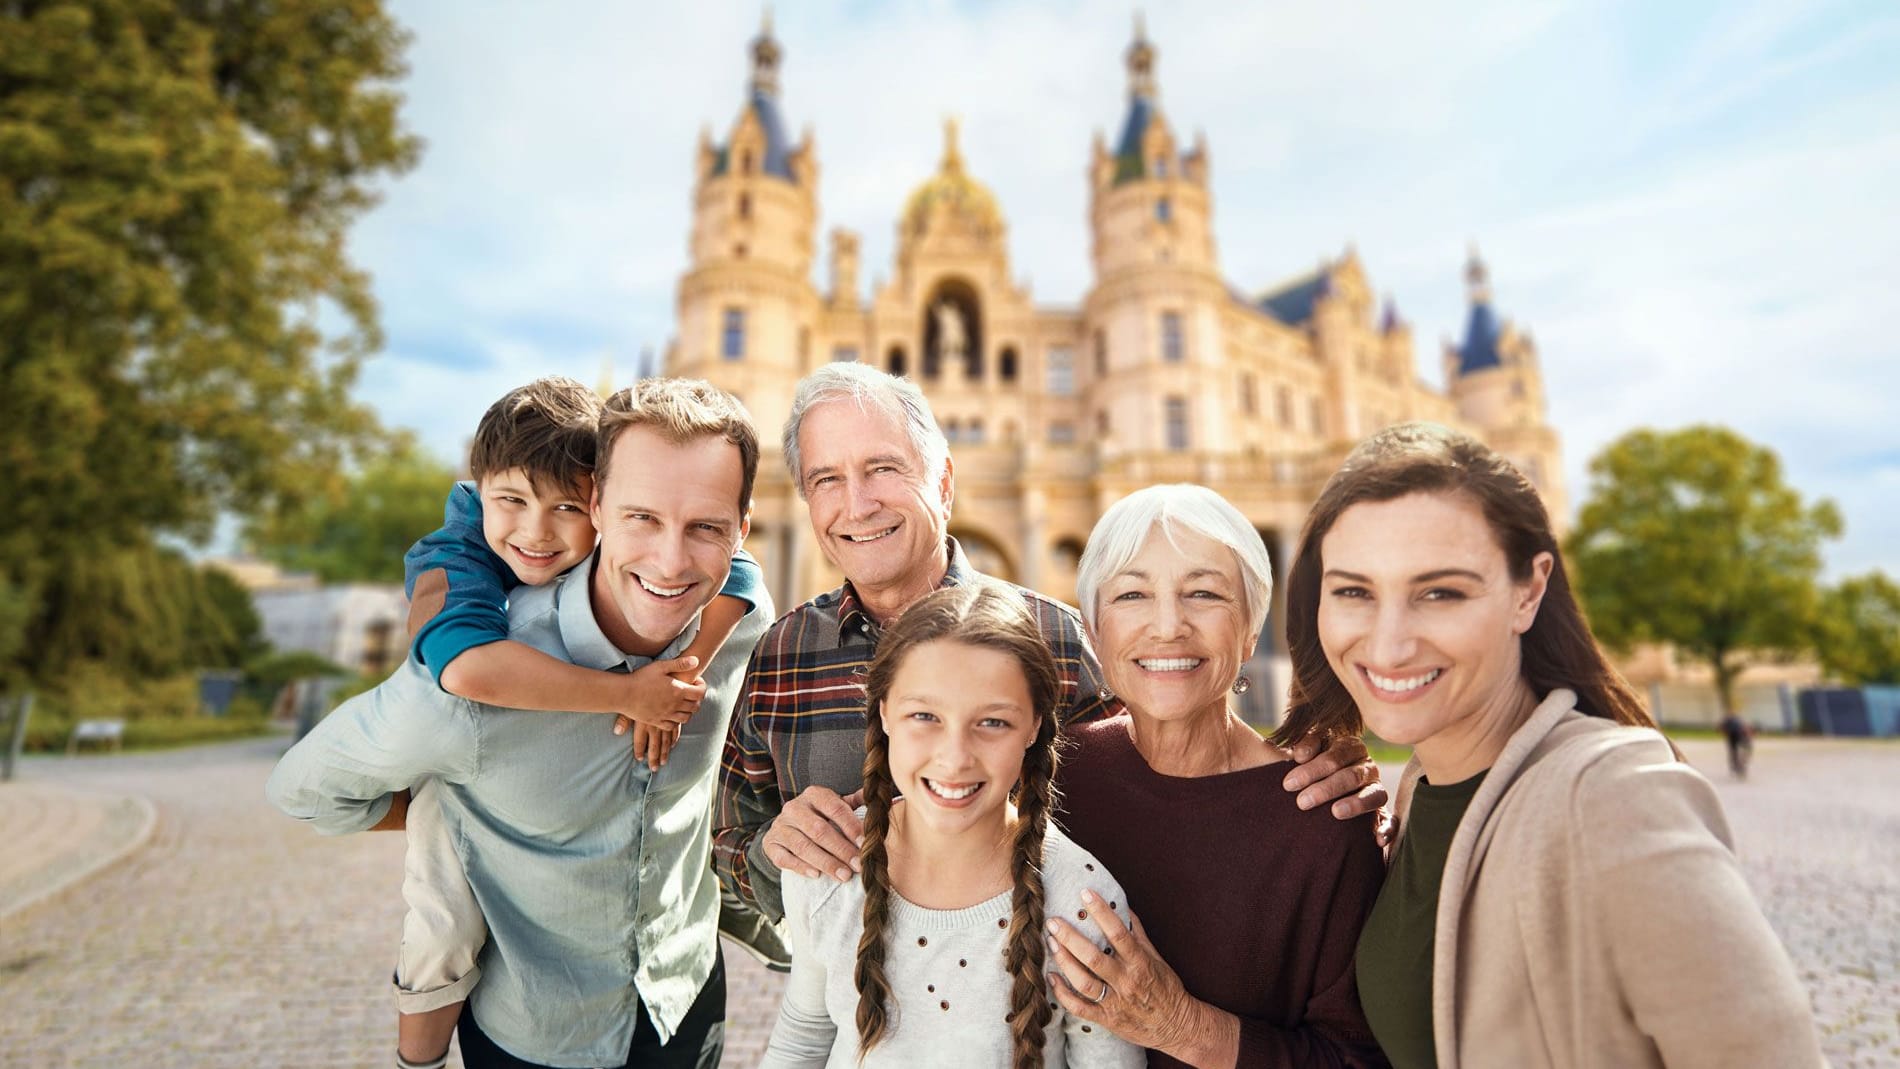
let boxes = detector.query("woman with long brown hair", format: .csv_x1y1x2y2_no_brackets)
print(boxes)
759,581,1141,1068
1281,422,1821,1068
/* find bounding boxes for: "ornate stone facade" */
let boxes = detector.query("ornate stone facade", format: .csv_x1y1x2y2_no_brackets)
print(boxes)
666,19,1564,701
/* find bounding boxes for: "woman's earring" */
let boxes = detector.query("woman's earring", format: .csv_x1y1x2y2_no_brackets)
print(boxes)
1232,675,1252,695
1098,685,1114,702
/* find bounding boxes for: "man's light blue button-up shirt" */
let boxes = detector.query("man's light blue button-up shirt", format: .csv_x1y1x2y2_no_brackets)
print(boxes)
267,552,771,1067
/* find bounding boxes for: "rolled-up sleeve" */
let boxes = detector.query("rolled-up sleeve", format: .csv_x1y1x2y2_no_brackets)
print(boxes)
266,660,482,836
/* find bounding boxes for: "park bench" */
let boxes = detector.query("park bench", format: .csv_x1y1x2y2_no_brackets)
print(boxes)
67,719,125,755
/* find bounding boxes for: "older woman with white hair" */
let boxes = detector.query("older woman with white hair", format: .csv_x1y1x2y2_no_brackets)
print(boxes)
1045,485,1389,1069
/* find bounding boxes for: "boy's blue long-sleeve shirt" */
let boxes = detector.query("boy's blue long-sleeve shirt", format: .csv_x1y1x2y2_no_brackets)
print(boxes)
403,480,763,686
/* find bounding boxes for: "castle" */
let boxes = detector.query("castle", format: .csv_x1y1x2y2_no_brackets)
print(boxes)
666,18,1562,682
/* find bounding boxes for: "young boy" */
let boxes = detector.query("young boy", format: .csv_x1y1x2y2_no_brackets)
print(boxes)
389,376,763,1069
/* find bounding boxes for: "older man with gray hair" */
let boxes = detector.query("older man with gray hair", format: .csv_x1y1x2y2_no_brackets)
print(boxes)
712,363,1385,931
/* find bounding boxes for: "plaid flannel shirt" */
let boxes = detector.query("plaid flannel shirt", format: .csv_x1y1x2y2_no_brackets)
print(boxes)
712,537,1117,920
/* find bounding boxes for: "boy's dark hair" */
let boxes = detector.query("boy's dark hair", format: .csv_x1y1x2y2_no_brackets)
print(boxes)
597,378,759,518
467,376,603,499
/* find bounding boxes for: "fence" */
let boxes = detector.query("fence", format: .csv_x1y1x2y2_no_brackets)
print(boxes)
1797,687,1900,737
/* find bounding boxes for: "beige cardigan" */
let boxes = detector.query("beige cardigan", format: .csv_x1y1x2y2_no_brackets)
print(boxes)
1390,690,1826,1068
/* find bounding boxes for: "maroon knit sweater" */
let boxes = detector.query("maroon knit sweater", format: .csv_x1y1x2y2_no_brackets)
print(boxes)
1055,716,1390,1069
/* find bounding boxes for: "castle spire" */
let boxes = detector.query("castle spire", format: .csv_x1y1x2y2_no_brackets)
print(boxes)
1126,11,1157,100
940,116,964,175
751,7,781,97
1466,242,1491,304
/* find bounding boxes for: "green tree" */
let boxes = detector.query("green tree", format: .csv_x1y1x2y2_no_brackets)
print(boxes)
248,438,457,583
1567,426,1842,716
1815,572,1900,685
1,0,420,684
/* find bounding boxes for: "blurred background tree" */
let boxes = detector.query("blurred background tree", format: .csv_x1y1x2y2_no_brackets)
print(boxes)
247,437,456,584
1814,572,1900,685
0,0,420,688
1567,426,1842,717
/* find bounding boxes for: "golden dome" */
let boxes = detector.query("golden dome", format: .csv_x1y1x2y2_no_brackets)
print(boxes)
902,118,1002,238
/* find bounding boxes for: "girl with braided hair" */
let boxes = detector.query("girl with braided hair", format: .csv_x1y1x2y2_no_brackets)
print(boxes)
760,581,1142,1069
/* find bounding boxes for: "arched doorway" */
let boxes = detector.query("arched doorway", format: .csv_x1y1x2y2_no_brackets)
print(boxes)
1236,526,1287,727
923,277,982,382
950,526,1014,583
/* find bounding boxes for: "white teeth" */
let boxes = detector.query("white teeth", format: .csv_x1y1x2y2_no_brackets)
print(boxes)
514,546,557,560
1137,658,1203,672
638,576,690,598
925,779,978,800
1367,668,1441,693
842,527,897,543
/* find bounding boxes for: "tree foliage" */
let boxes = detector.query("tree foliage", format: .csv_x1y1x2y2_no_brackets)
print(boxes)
249,437,457,584
34,544,268,681
1566,426,1841,714
1815,572,1900,685
1,0,420,683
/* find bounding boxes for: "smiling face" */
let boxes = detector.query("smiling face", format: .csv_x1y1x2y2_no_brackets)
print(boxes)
478,468,598,586
795,399,953,611
880,638,1037,839
1090,526,1256,728
590,426,748,657
1317,491,1551,777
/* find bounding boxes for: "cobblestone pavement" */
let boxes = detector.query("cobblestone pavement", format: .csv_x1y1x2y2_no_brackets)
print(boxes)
0,733,1892,1067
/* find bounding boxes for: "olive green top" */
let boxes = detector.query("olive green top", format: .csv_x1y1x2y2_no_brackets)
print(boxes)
1354,769,1489,1069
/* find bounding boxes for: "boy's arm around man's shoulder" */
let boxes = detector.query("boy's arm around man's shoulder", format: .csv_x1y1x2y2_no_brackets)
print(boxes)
265,659,483,836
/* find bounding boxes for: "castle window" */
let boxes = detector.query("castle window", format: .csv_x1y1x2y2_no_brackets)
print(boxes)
968,418,985,444
1240,373,1257,416
1155,196,1171,223
965,344,983,381
944,418,961,443
1093,330,1107,377
999,346,1019,383
1047,421,1076,445
1096,408,1110,436
923,345,942,380
733,243,748,258
832,346,859,363
1046,347,1075,396
741,149,754,175
1165,397,1189,451
738,193,752,220
887,346,907,376
1155,157,1169,178
1052,537,1085,572
1161,311,1184,363
722,308,745,361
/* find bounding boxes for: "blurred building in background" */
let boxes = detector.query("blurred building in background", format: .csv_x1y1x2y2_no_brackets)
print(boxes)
667,19,1564,717
207,558,408,678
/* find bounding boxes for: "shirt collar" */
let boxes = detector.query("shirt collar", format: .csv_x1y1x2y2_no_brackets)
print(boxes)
557,551,696,671
834,536,974,644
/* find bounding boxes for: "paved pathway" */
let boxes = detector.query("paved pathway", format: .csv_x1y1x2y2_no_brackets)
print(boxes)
0,733,1892,1067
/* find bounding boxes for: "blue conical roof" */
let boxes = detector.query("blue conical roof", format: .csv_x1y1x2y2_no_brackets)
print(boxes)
1459,301,1502,373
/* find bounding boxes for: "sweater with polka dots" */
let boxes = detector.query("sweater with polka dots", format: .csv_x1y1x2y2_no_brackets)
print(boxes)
759,819,1144,1068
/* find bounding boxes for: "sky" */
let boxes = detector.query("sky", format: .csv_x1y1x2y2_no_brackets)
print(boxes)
348,0,1900,578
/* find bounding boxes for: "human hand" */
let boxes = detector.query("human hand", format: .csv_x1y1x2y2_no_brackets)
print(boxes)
610,655,706,736
760,786,864,883
1281,730,1388,819
1047,890,1231,1061
629,721,678,771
